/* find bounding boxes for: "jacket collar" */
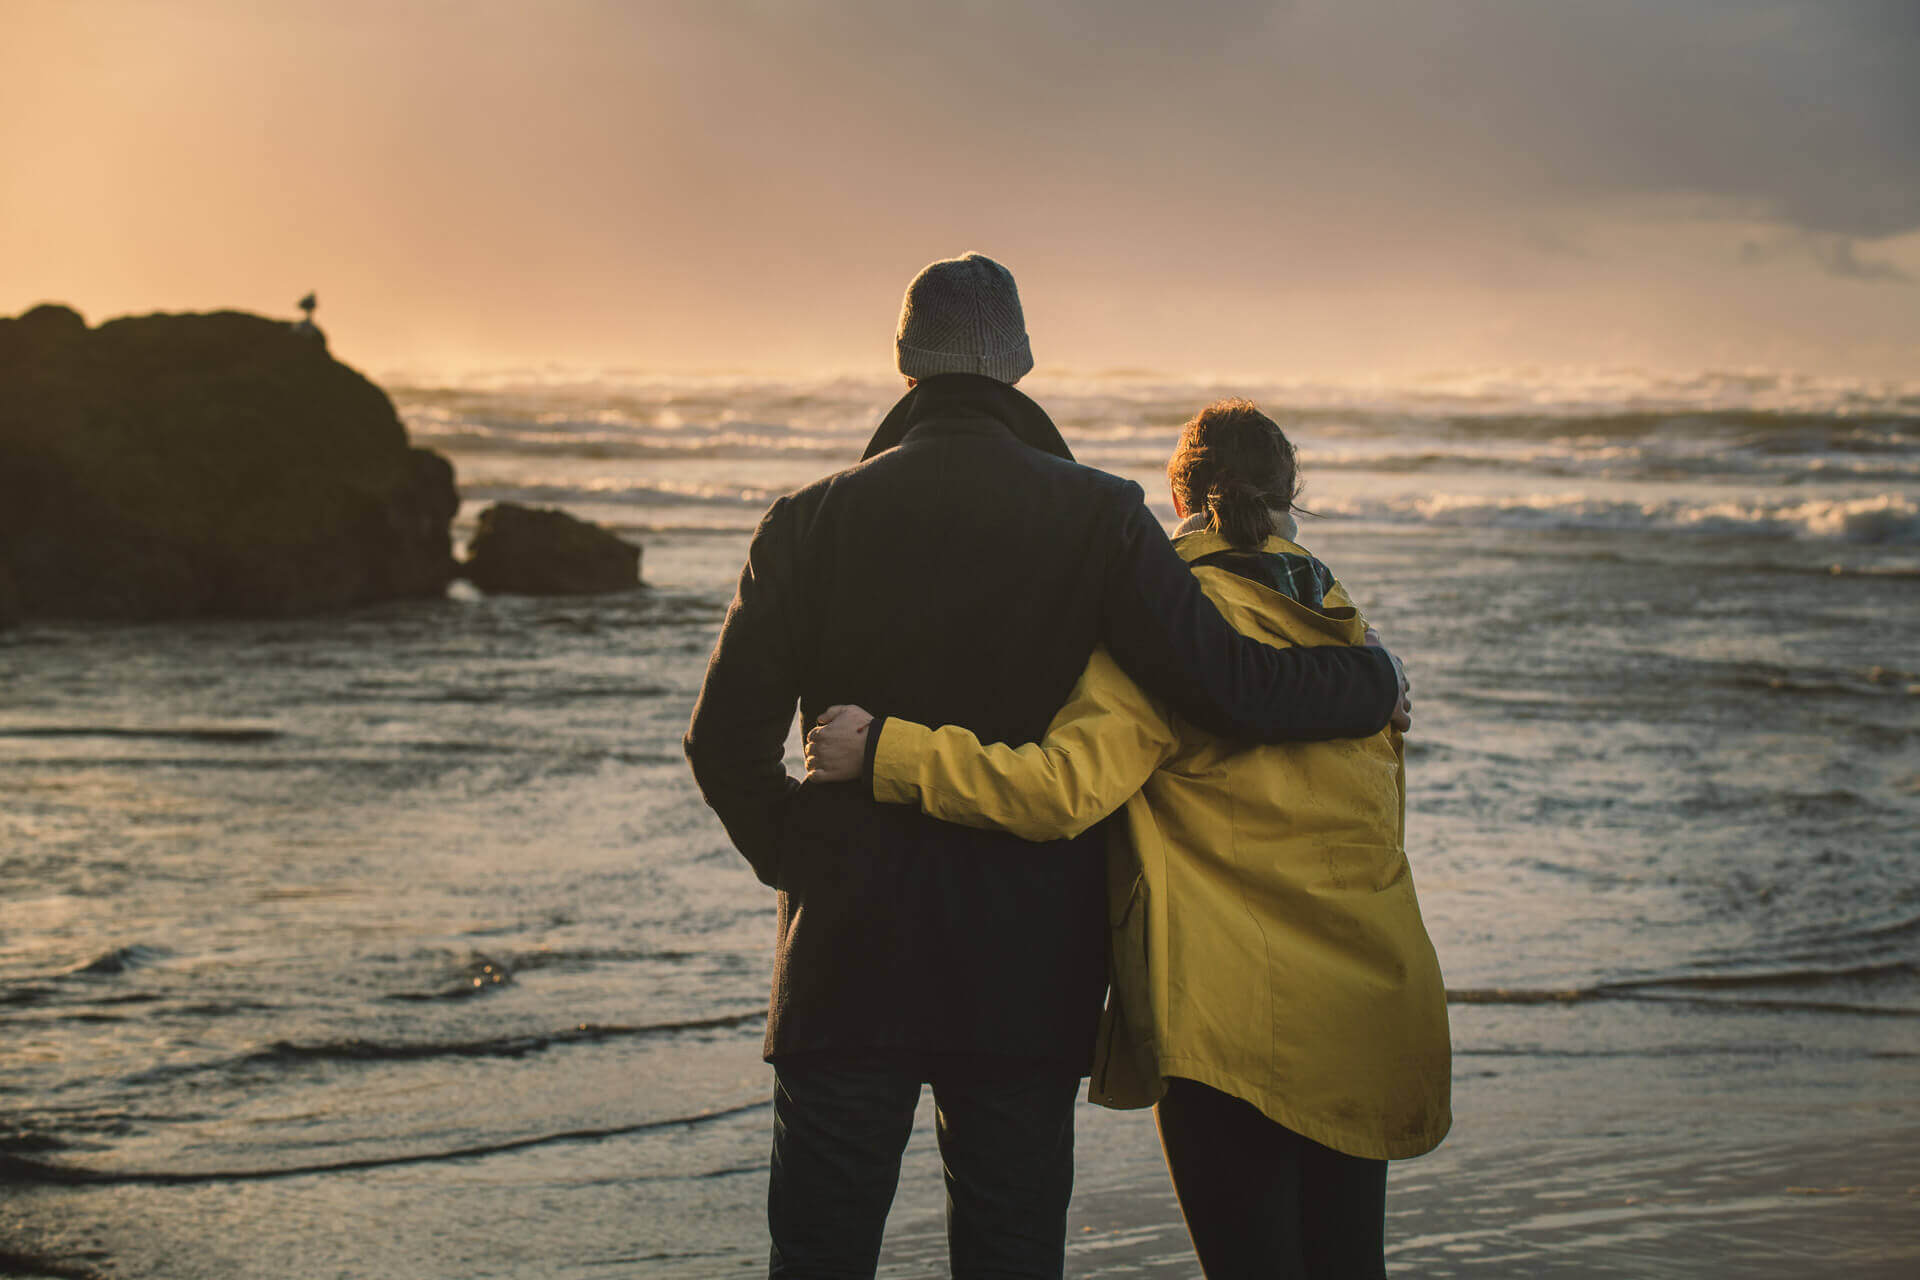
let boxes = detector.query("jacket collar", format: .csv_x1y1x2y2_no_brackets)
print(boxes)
1172,527,1356,635
1171,527,1309,563
862,373,1074,462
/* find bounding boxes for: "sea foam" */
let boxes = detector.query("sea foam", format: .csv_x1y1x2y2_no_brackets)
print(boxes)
1326,491,1920,544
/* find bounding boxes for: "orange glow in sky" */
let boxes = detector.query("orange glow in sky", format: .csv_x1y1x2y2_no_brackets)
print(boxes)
4,0,1916,380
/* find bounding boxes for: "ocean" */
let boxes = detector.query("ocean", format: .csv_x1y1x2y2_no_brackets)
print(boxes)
3,368,1917,1277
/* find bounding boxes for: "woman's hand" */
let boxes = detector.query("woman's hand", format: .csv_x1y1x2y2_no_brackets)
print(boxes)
804,704,875,783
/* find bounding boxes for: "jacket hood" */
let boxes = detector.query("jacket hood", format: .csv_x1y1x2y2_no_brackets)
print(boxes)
1172,528,1362,645
862,373,1074,462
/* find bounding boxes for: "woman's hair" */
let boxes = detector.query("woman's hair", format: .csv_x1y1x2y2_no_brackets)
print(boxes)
1165,398,1302,547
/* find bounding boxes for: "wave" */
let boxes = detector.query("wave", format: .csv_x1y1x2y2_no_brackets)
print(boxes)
1431,408,1919,444
449,474,1920,545
1449,959,1919,1017
0,726,282,744
1607,960,1916,992
435,437,1920,495
388,367,1920,423
411,425,863,463
0,1097,771,1187
461,480,782,509
1723,561,1920,582
118,1011,767,1089
1820,911,1920,946
0,1129,71,1156
1321,491,1920,544
1068,443,1920,490
355,683,674,707
244,1012,765,1067
0,1247,101,1280
67,945,170,977
394,374,1919,470
1721,664,1919,698
419,407,1919,476
384,965,515,1001
594,519,762,536
1408,542,1920,584
1317,448,1919,483
492,945,707,971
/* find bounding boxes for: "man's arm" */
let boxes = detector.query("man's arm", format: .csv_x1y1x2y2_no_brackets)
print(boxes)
683,498,804,887
1100,496,1400,742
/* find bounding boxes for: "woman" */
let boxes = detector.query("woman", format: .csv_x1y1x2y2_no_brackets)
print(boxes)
804,398,1450,1278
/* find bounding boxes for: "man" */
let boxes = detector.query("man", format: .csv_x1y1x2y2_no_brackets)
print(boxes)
684,252,1403,1278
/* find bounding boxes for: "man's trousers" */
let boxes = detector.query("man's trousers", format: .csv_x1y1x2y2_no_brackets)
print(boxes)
767,1055,1081,1279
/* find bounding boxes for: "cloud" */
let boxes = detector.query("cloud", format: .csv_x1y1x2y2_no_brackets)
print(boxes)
698,0,1920,239
1738,233,1914,285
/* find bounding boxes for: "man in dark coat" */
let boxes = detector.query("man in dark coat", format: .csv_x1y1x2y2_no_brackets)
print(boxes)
684,253,1403,1278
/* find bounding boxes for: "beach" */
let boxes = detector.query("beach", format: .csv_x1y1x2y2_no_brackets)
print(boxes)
3,370,1917,1277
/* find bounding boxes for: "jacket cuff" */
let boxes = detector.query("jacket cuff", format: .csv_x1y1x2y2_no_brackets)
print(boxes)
861,714,887,793
870,717,933,806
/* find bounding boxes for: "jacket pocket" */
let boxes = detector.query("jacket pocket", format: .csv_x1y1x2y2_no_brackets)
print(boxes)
1093,873,1159,1109
1108,872,1149,1017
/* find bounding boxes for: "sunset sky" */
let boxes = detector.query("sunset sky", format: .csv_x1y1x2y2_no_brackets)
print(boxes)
4,0,1917,380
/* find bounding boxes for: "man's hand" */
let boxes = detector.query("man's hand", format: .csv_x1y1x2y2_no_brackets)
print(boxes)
804,704,875,783
1364,627,1413,733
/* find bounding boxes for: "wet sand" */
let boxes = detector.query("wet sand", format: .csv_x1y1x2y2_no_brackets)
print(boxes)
1051,1132,1920,1278
4,732,1916,1279
4,1005,1916,1277
879,1058,1920,1278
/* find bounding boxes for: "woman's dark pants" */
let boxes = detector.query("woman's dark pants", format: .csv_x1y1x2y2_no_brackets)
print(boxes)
768,1056,1081,1279
1154,1076,1388,1279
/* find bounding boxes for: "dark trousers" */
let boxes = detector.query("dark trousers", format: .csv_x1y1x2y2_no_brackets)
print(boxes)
1154,1077,1387,1280
767,1056,1081,1279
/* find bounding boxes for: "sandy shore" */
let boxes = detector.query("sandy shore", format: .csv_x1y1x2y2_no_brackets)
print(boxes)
5,1075,1917,1278
825,1040,1920,1279
873,1035,1920,1278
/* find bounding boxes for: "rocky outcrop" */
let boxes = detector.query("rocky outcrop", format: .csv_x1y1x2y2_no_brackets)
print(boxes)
0,304,459,622
463,503,642,595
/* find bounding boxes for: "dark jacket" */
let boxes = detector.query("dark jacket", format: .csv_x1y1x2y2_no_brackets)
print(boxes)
684,375,1399,1068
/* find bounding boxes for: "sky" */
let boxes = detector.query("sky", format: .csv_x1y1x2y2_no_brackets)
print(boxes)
3,0,1917,380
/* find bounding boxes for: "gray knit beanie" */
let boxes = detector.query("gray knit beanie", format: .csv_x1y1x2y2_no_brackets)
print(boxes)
894,252,1034,384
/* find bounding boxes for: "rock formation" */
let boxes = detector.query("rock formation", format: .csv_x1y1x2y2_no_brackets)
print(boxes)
463,503,642,595
0,304,459,622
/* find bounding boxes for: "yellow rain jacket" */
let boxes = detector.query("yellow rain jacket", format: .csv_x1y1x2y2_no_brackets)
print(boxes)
871,529,1451,1160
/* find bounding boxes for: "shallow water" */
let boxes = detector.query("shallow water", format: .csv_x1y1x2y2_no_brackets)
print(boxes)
3,371,1917,1275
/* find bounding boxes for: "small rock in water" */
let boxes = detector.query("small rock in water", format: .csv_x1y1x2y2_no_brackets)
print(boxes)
462,502,642,596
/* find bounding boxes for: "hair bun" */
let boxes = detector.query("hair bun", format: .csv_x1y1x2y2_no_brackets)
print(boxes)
1205,479,1279,546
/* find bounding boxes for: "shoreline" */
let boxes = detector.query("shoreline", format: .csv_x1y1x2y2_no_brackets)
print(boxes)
5,1029,1917,1277
6,996,1917,1277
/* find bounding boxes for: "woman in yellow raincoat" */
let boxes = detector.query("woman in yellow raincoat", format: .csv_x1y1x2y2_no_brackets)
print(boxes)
805,399,1449,1279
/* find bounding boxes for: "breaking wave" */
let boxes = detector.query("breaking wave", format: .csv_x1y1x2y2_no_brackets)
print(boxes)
1319,492,1920,544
